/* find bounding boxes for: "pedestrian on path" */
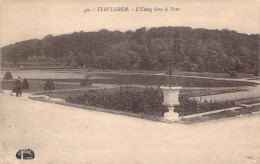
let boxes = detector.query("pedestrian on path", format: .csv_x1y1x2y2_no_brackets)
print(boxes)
16,76,22,97
11,79,17,96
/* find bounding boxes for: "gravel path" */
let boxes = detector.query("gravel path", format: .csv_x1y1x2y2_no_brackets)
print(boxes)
0,93,259,164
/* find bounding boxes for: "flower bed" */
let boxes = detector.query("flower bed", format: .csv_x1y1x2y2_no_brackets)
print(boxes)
66,87,168,116
175,94,236,116
175,89,250,116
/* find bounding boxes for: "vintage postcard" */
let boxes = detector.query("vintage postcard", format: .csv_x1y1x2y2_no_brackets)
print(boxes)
0,0,259,163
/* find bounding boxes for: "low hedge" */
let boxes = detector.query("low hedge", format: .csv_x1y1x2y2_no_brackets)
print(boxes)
176,94,236,116
66,87,168,116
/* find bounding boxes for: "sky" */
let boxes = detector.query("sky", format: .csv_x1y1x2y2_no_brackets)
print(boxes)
1,0,259,47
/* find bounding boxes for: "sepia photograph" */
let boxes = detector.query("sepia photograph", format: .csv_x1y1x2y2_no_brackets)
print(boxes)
0,0,259,163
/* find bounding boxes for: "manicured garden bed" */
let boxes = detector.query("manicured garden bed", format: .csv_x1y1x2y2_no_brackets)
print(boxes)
66,87,168,117
175,88,251,116
64,86,254,117
176,96,236,116
27,85,260,123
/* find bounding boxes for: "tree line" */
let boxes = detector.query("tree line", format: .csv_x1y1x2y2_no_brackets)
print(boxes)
1,26,259,73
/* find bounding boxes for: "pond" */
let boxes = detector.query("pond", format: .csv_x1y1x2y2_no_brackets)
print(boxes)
0,70,257,87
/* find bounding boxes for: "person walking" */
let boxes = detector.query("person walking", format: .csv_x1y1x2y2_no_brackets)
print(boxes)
11,79,17,96
16,76,22,97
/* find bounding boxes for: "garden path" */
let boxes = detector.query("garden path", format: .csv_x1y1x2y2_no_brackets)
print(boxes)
0,93,259,164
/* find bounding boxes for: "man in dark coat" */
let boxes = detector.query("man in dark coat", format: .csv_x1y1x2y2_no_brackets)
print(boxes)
16,77,22,97
11,79,17,96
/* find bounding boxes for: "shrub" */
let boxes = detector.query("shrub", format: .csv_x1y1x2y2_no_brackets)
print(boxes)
44,79,55,92
22,78,29,89
66,87,168,116
3,71,13,80
80,77,92,86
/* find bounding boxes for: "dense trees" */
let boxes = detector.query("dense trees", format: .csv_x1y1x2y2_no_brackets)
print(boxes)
1,26,259,73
